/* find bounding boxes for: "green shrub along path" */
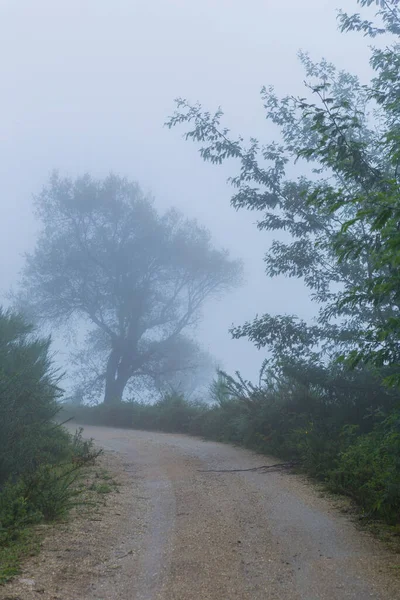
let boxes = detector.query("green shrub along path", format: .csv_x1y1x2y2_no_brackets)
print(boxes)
0,308,100,584
63,364,400,528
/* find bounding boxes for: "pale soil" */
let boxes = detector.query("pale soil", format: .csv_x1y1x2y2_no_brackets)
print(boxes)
2,425,400,600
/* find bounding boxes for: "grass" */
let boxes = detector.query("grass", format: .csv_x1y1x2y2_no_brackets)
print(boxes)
96,469,113,481
360,521,400,555
0,526,42,584
89,482,113,494
0,460,118,586
89,468,121,495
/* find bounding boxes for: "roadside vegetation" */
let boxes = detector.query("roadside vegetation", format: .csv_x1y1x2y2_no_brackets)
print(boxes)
63,365,400,526
0,308,101,584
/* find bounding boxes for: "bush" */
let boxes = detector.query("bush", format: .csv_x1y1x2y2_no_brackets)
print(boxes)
0,308,68,486
63,393,209,435
0,482,42,545
21,464,82,521
0,308,100,582
62,363,400,526
330,411,400,523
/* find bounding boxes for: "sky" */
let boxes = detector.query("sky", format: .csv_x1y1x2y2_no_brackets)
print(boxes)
0,0,375,389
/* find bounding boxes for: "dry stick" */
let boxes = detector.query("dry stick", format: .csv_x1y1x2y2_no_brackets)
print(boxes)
198,461,298,473
116,550,134,560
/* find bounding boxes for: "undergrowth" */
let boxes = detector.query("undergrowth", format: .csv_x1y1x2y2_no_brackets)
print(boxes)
0,309,103,584
0,429,102,584
63,363,400,528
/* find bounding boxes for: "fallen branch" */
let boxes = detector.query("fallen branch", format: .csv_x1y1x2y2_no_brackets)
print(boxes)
116,549,134,559
198,461,299,473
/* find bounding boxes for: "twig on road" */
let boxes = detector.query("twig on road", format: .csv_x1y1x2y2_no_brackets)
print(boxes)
198,461,299,473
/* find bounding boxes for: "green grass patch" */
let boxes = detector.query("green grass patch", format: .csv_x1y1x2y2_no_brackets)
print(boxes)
89,481,113,494
0,525,42,584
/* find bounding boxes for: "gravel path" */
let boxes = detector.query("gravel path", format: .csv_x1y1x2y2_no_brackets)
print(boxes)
3,425,399,600
78,425,399,600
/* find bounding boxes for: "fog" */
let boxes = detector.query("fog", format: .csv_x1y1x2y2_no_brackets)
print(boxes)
0,0,373,388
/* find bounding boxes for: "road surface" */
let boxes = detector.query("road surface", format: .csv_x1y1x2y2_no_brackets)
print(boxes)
64,425,400,600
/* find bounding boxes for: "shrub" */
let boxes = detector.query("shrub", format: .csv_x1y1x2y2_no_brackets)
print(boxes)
63,393,209,435
21,464,81,521
330,410,400,523
0,482,42,545
0,308,101,582
62,363,400,526
0,308,68,487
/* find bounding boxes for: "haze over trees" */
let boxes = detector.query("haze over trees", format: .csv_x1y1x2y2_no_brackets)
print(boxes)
3,0,400,567
19,173,242,404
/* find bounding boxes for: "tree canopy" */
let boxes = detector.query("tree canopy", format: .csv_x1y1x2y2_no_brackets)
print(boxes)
166,0,400,385
20,173,242,403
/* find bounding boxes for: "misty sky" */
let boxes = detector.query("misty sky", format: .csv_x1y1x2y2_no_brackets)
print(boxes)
0,1,374,387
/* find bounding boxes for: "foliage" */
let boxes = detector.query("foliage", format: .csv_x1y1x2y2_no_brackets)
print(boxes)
19,173,242,403
331,410,400,524
62,391,209,434
320,1,400,383
0,308,100,584
166,58,377,369
0,525,40,584
56,0,400,528
0,307,65,486
165,1,400,386
66,362,400,524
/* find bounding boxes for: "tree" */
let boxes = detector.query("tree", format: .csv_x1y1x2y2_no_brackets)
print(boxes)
165,2,400,383
165,59,382,365
20,173,242,403
149,338,217,399
319,0,400,383
70,331,216,403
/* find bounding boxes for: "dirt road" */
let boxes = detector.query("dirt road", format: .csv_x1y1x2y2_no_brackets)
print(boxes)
4,425,400,600
74,426,400,600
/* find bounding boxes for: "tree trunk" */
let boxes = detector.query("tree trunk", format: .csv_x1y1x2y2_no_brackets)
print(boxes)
104,374,129,404
104,347,131,404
